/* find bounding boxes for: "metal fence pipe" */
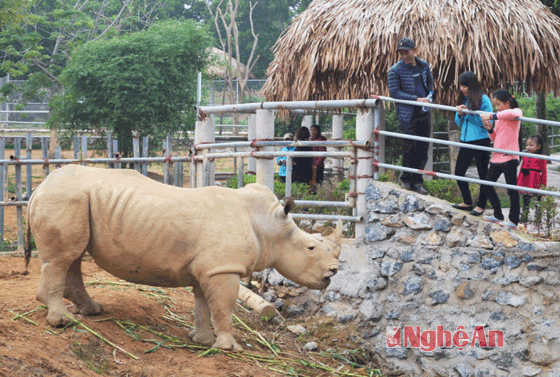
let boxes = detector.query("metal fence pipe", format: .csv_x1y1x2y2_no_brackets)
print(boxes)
197,151,354,160
374,162,560,198
287,200,352,208
291,213,362,222
374,95,560,128
200,98,379,114
194,140,368,150
375,129,560,164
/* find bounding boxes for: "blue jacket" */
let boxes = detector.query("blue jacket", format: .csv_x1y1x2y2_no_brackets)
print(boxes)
277,146,296,177
388,57,434,123
454,94,492,142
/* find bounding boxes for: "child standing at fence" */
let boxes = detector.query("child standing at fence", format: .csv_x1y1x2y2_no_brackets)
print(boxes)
276,133,296,183
480,90,522,230
452,71,493,216
518,134,547,222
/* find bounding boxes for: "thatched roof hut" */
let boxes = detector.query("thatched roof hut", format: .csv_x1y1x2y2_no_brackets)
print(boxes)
206,47,256,80
263,0,560,105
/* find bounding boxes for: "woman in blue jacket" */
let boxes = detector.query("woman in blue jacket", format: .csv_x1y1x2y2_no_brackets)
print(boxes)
452,71,493,216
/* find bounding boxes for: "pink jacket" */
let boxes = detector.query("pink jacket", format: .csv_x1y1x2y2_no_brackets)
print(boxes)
489,108,522,164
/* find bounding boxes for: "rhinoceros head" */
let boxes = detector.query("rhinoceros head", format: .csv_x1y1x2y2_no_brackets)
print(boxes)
270,198,342,290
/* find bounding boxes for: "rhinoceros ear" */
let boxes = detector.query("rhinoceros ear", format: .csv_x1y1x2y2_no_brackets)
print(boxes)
283,197,296,216
328,219,343,256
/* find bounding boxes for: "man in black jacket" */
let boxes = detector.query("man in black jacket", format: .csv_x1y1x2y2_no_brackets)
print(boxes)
387,38,434,195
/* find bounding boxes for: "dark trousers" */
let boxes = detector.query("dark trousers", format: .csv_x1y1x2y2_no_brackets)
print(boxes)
454,138,491,208
399,114,431,185
483,160,520,224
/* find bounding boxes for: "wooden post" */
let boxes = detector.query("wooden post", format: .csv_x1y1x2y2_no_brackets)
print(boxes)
132,132,140,172
41,137,49,177
237,157,244,188
448,130,461,175
73,136,79,160
14,137,23,252
141,137,149,176
355,108,374,240
106,132,113,169
425,110,434,180
247,114,256,175
55,146,61,168
81,135,88,166
25,133,32,198
113,140,120,169
256,109,275,191
0,138,4,242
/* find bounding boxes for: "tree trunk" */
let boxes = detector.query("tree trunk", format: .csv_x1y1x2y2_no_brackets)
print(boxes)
48,129,59,159
536,91,549,158
447,112,460,174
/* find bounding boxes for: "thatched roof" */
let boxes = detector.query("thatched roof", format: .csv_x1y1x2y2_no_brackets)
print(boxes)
206,47,256,80
263,0,560,105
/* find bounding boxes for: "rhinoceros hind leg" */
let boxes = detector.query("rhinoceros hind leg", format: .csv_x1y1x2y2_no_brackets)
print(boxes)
201,273,242,351
189,283,215,346
64,256,101,315
37,262,77,327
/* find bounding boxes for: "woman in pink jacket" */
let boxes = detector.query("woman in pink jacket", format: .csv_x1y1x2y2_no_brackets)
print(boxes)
479,90,522,229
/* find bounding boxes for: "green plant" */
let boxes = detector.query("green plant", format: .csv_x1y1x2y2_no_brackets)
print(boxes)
522,187,558,237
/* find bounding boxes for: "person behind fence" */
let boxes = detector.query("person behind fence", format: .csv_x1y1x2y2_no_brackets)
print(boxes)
310,124,327,186
292,127,314,184
517,134,547,223
276,133,296,183
387,37,434,196
479,90,522,230
452,71,493,216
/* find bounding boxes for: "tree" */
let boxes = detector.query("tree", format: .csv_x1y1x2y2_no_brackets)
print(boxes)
49,20,211,157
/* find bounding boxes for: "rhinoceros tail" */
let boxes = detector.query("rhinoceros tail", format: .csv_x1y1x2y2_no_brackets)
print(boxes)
24,215,32,273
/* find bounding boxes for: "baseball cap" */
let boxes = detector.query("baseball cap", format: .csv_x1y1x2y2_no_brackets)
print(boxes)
283,133,294,140
397,38,415,51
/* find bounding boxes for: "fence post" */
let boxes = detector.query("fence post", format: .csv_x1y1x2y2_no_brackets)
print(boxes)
355,108,374,240
113,140,120,169
142,136,149,176
132,132,140,173
107,132,113,169
247,114,256,175
195,118,215,187
25,133,32,198
14,137,23,251
41,137,49,177
331,114,344,178
0,138,4,242
302,114,313,129
256,109,275,191
73,136,79,160
425,110,434,180
163,134,172,185
373,101,386,178
81,135,88,166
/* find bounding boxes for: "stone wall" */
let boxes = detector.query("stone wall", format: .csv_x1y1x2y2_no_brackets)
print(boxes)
262,180,560,377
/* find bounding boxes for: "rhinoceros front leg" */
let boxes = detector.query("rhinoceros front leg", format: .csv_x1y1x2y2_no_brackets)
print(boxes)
201,273,242,352
189,283,215,347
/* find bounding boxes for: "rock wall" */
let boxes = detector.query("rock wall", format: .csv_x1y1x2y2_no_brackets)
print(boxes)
262,180,560,377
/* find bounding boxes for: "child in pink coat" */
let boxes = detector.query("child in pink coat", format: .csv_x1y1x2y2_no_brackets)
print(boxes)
480,90,522,230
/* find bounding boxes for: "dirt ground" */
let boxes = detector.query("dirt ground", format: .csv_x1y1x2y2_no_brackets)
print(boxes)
0,256,380,377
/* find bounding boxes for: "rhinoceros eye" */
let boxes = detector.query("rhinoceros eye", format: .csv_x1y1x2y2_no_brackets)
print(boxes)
309,246,315,250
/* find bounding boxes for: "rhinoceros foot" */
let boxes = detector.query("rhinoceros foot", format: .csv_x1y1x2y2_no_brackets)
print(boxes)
213,334,243,352
46,309,75,328
71,301,102,315
190,329,216,347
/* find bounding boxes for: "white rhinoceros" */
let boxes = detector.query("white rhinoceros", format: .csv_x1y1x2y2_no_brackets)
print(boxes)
25,165,341,351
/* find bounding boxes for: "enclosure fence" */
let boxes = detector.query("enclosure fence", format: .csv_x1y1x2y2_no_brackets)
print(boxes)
2,97,560,250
